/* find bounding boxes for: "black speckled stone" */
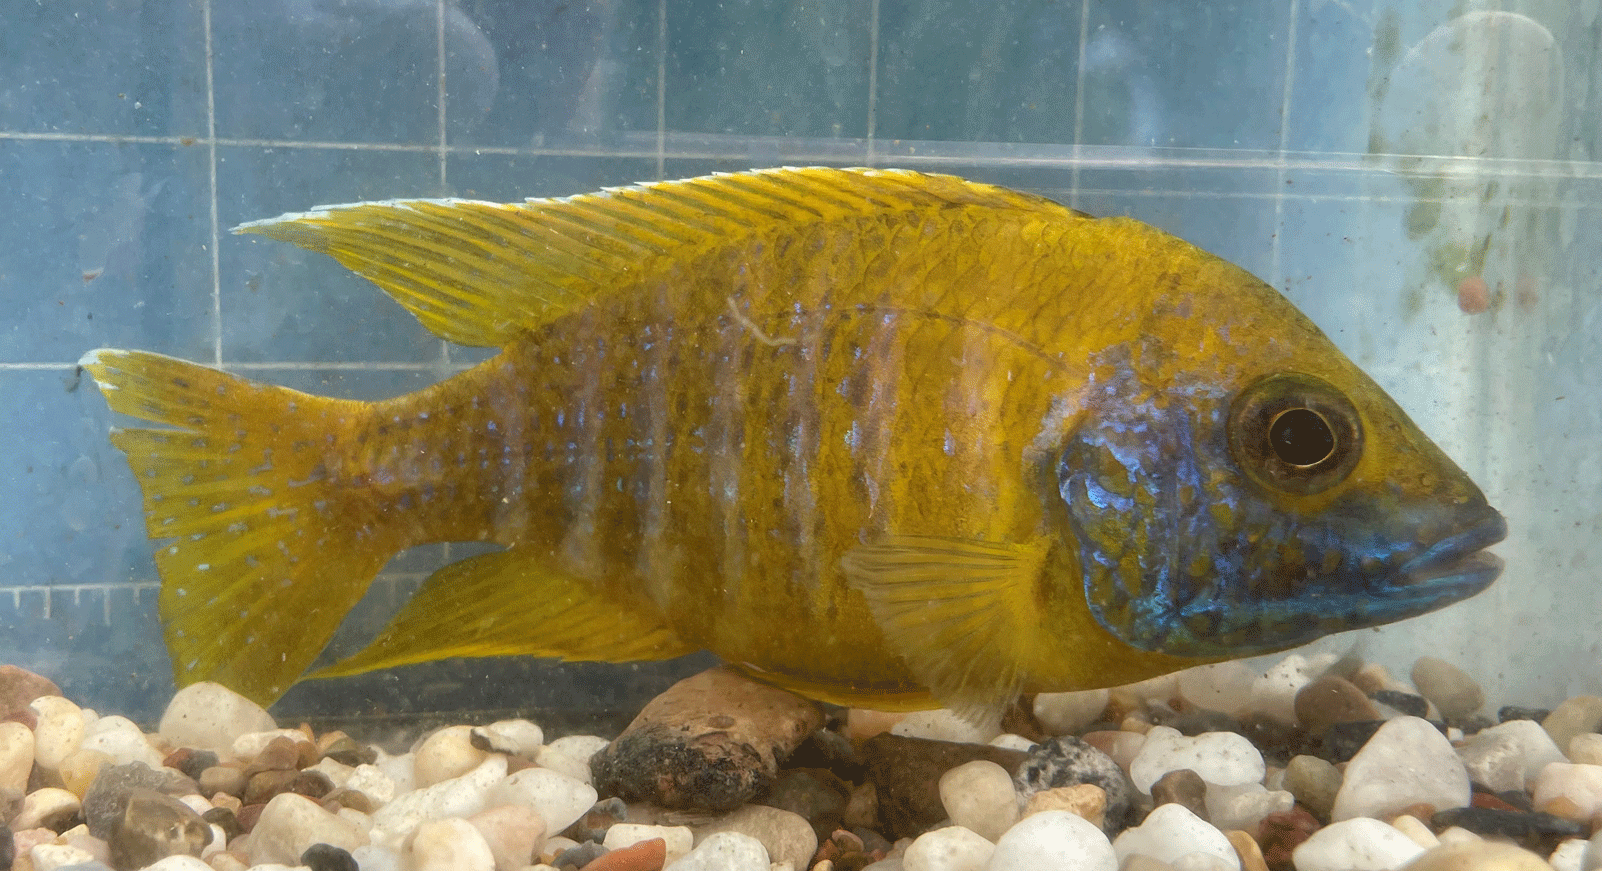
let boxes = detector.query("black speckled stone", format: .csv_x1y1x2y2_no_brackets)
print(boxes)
82,763,191,841
0,821,13,871
301,843,359,871
1498,705,1552,723
172,749,219,782
1370,690,1429,719
1431,806,1584,853
553,840,608,869
1013,736,1136,834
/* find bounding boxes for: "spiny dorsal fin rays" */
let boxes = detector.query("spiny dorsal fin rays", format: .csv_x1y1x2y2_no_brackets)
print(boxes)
233,167,1082,348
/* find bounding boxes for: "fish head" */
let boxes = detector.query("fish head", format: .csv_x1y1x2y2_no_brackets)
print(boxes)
1053,327,1506,659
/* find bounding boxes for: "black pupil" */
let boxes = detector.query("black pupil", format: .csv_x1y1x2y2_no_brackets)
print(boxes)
1269,408,1335,467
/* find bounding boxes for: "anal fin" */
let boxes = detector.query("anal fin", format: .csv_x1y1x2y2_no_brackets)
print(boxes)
313,549,695,679
840,535,1050,728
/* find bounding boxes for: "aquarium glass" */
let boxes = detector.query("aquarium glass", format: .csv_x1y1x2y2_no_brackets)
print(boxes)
2,0,1598,729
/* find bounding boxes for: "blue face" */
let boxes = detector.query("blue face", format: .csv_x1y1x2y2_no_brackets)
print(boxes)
1054,353,1505,658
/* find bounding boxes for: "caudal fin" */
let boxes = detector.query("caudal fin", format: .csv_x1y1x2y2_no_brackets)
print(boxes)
82,349,398,705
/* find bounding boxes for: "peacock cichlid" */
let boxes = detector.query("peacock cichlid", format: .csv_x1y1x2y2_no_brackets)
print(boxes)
82,167,1506,718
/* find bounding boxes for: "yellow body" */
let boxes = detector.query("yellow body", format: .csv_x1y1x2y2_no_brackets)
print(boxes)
83,168,1501,712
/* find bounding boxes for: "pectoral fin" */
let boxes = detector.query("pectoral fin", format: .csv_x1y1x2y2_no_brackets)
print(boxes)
840,535,1050,727
313,549,695,679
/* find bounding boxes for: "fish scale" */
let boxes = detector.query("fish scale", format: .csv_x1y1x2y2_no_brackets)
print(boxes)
81,167,1504,714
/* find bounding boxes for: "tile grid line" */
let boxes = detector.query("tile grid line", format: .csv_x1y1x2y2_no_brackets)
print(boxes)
203,0,222,368
865,0,879,164
655,0,667,179
1270,0,1303,290
1069,0,1092,210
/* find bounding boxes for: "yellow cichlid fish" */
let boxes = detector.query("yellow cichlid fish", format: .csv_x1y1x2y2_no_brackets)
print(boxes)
82,167,1506,718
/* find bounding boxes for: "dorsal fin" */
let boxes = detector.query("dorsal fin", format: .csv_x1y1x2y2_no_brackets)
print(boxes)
233,167,1078,347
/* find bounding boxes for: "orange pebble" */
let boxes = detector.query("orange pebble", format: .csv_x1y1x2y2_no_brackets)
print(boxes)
1457,276,1490,314
579,837,667,871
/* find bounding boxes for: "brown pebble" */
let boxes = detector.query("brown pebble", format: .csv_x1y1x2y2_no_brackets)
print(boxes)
247,737,302,775
1025,784,1106,830
1000,697,1048,745
578,836,666,871
1293,677,1380,735
244,769,301,804
862,733,1029,840
319,787,374,815
234,802,266,833
199,765,247,798
288,769,333,799
1227,829,1270,871
1258,807,1320,871
589,666,824,812
0,665,61,719
842,782,878,830
1469,791,1519,812
294,739,320,769
1151,769,1208,819
4,709,38,731
1398,802,1437,823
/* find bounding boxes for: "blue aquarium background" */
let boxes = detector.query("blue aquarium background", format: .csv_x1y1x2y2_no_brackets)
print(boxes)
2,0,1598,724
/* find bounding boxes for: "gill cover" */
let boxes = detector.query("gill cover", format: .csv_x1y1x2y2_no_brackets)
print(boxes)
1055,350,1490,659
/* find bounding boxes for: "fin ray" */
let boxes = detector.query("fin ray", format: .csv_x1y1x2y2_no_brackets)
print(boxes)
314,549,696,679
841,535,1051,727
235,168,1079,347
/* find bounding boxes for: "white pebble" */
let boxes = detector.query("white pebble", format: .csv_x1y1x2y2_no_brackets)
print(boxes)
415,725,491,787
1548,838,1588,871
0,721,34,794
534,744,594,782
347,762,398,806
80,714,163,768
1533,762,1602,817
29,842,96,871
375,748,417,795
230,727,310,762
409,817,496,871
1389,814,1439,849
471,719,545,758
1290,817,1424,871
1202,782,1292,832
369,755,508,846
1457,719,1567,793
892,709,1000,744
902,825,993,871
990,810,1116,871
1129,726,1265,794
1250,653,1337,726
1436,826,1482,848
28,696,85,770
1117,673,1179,702
157,682,277,754
307,755,356,789
248,792,368,865
351,843,404,871
1410,656,1484,720
666,831,771,871
1331,717,1469,821
469,803,547,871
15,787,81,830
547,734,610,762
1033,690,1111,735
1173,855,1237,871
1112,803,1239,870
202,822,227,857
1175,663,1256,717
1569,733,1602,765
989,734,1037,752
485,766,598,834
606,823,695,863
142,856,214,871
938,760,1018,842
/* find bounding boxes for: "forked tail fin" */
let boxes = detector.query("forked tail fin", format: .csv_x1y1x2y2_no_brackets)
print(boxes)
81,348,401,705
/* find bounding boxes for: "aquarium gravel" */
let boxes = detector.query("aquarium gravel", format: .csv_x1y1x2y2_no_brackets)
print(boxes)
2,653,1600,871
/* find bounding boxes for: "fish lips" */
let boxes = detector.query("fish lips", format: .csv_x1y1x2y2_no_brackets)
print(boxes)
1387,509,1507,603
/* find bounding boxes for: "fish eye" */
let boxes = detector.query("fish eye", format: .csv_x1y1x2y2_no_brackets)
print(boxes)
1229,373,1362,495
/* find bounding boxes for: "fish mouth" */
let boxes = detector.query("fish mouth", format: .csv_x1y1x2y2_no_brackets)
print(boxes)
1392,509,1508,600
